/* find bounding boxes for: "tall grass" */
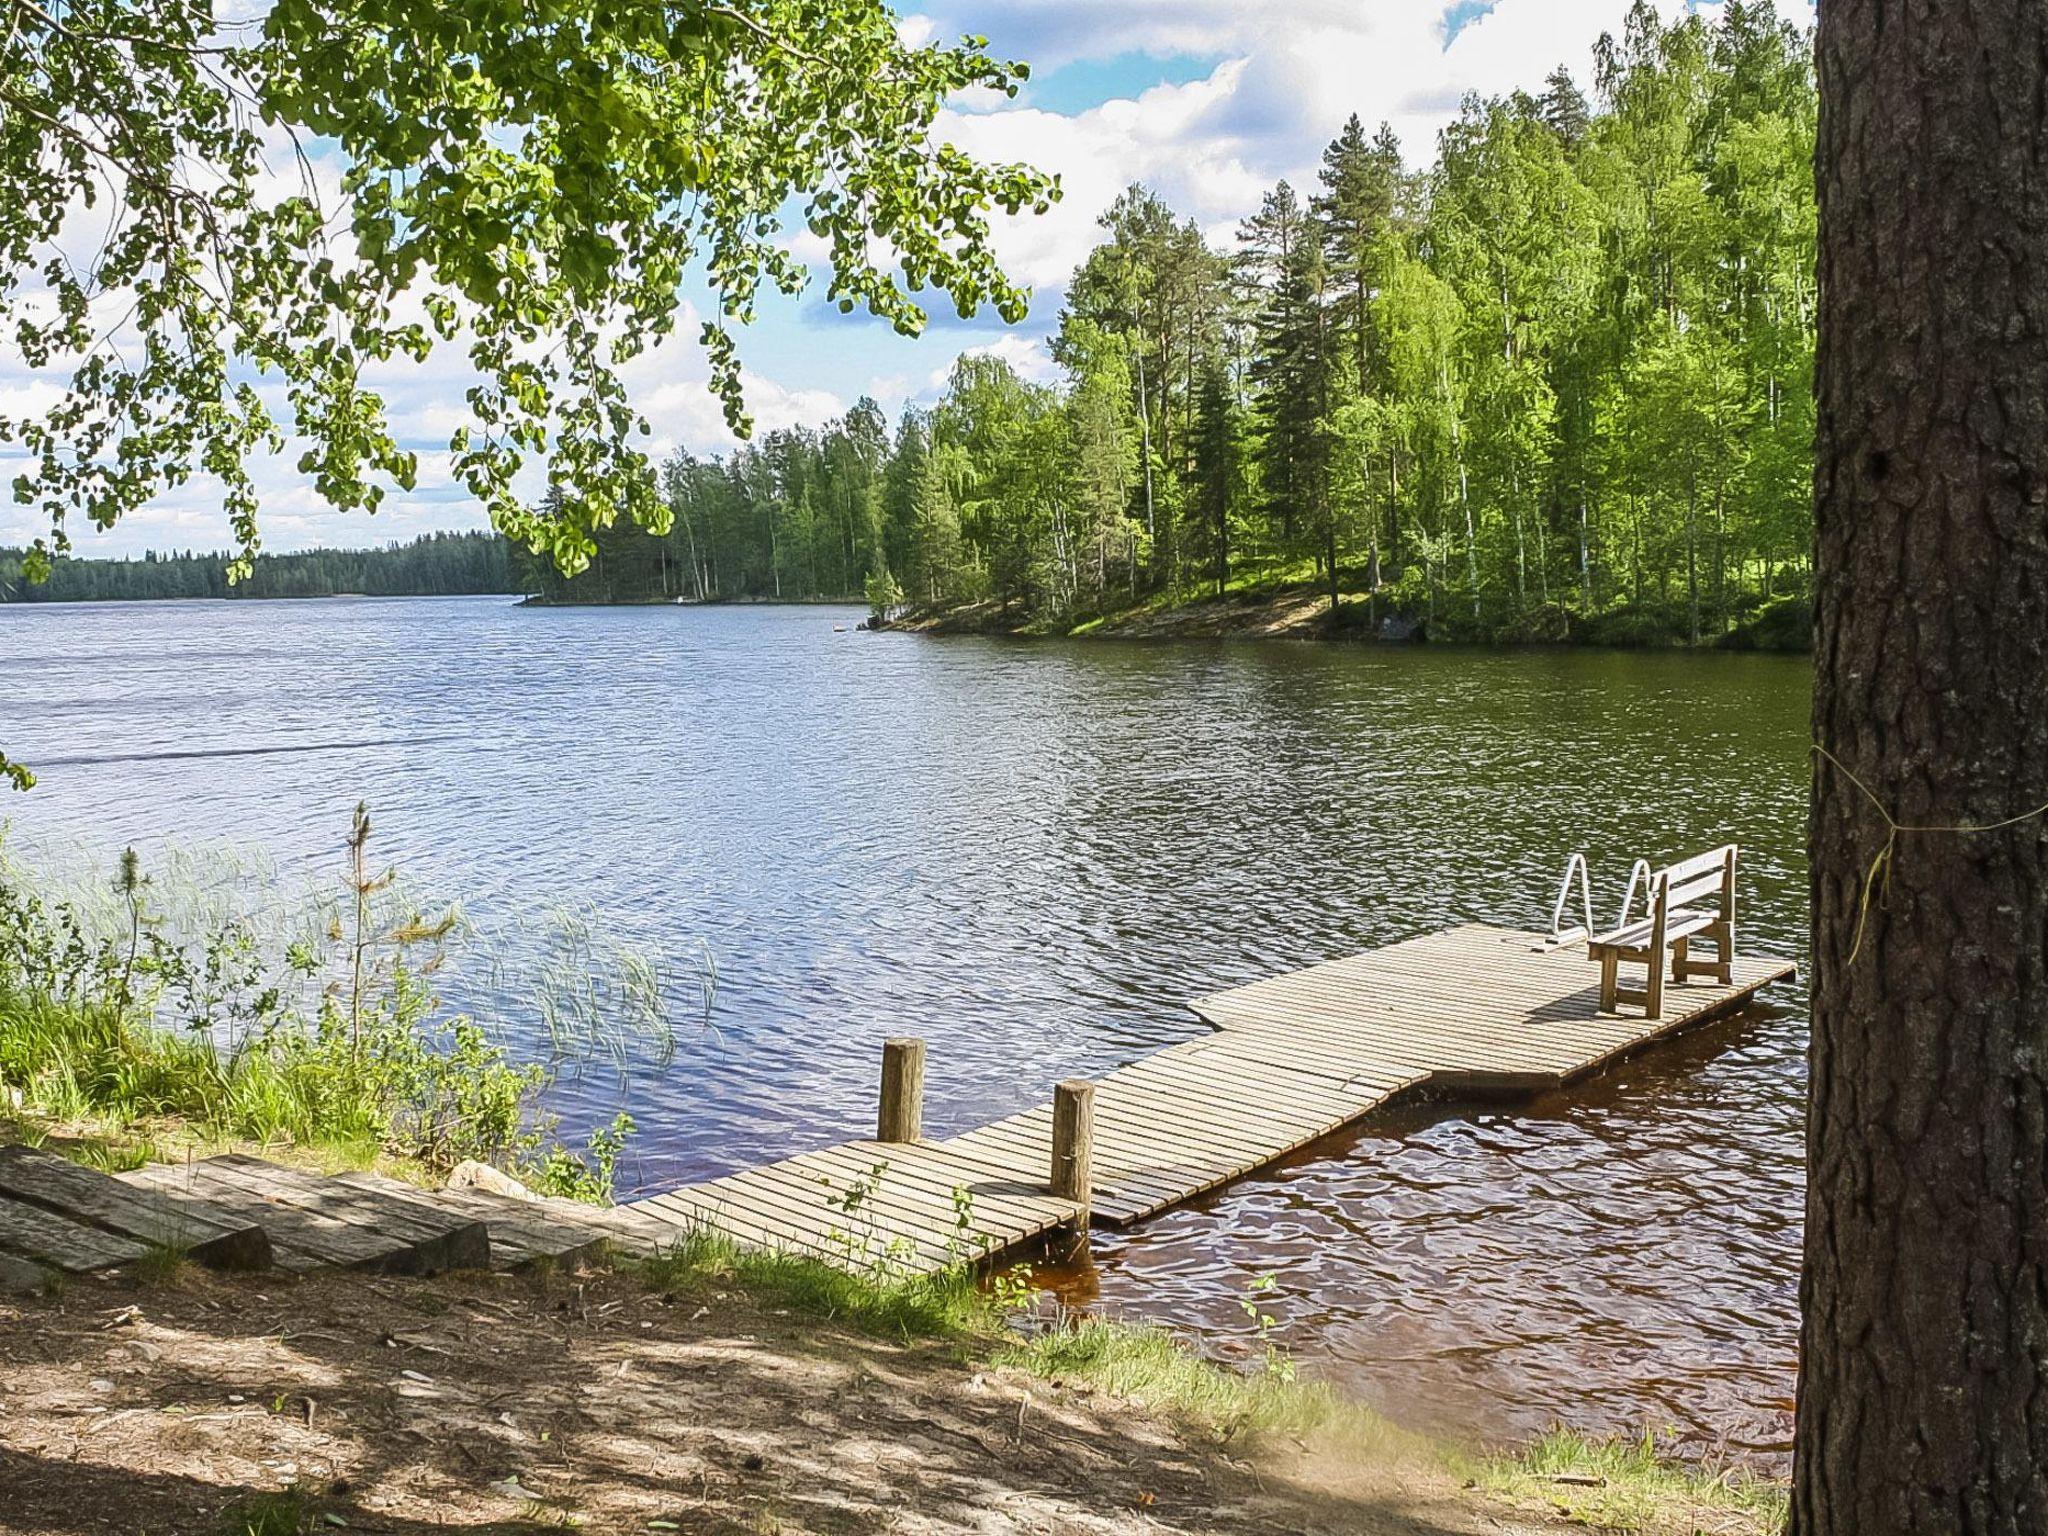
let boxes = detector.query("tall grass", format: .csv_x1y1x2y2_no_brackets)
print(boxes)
0,811,682,1201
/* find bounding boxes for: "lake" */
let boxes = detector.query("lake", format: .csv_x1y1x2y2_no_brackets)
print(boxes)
0,594,1810,1460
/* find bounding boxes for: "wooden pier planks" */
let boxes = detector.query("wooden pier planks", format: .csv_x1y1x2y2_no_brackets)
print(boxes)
631,1134,1082,1275
0,1192,153,1274
0,1145,271,1270
635,924,1795,1272
122,1156,491,1274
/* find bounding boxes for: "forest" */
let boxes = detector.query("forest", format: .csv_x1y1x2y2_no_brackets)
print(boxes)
537,1,1815,648
0,531,518,602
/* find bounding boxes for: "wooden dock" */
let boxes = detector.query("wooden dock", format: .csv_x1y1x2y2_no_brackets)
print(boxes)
0,923,1794,1288
628,924,1795,1274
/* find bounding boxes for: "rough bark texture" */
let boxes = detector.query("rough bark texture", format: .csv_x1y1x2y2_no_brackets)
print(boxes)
1799,2,2048,1532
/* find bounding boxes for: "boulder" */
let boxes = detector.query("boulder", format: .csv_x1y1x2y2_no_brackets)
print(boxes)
445,1160,540,1202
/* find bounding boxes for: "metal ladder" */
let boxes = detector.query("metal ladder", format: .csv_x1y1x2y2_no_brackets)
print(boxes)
1543,852,1654,947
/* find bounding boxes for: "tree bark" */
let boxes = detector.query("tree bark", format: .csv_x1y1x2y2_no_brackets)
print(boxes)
1797,1,2048,1532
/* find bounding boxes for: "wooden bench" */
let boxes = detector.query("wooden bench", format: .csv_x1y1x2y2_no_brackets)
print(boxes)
1586,845,1737,1019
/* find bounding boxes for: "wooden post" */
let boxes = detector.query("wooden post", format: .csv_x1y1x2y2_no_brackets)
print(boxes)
877,1037,925,1143
1050,1079,1094,1211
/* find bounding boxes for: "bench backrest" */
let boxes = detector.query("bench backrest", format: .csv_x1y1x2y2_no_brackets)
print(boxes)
1657,844,1738,917
1613,844,1738,944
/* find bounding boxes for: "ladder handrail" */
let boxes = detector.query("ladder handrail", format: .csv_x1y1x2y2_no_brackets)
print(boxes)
1614,857,1656,930
1550,852,1595,943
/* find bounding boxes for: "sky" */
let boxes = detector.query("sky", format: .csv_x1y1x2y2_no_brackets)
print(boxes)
0,0,1811,560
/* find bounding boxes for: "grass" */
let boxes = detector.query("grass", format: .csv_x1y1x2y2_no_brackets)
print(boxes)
1470,1426,1788,1533
0,981,382,1161
628,1225,995,1341
996,1314,1361,1444
133,1240,199,1288
624,1229,1381,1446
0,829,653,1203
217,1488,318,1536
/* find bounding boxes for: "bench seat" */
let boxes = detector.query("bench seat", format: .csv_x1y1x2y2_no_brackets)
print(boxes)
1588,908,1713,954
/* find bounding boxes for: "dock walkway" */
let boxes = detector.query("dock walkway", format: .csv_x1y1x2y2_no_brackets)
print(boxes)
0,924,1794,1286
633,923,1795,1273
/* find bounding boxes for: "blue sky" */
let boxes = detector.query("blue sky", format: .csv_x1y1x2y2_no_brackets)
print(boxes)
0,0,1811,558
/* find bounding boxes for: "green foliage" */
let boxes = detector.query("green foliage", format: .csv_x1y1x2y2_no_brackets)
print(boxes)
0,820,640,1200
3,0,1055,582
521,1112,636,1204
1720,593,1811,651
863,566,904,625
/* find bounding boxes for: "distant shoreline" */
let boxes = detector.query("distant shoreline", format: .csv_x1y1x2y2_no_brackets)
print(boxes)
1,584,1810,651
0,590,527,605
876,582,1814,654
516,593,859,608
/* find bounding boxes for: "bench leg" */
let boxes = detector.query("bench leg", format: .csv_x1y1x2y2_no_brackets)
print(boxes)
1645,950,1665,1019
1598,950,1619,1013
1671,935,1689,985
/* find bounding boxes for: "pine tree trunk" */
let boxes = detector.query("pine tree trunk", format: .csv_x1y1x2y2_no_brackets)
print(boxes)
1136,352,1156,563
1796,1,2048,1531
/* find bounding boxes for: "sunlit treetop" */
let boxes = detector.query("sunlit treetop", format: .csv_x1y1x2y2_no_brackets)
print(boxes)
0,0,1059,593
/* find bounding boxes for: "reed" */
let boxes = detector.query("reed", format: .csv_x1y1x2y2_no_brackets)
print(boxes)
0,813,672,1202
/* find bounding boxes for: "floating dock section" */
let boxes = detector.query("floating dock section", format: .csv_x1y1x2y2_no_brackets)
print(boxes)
628,924,1796,1274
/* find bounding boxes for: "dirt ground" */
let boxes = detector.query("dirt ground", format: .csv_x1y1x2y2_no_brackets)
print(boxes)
0,1264,1611,1536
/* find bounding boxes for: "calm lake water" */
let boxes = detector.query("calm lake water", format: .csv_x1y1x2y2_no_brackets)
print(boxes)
0,595,1810,1460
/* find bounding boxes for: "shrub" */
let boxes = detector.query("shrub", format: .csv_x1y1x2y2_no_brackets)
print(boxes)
1568,603,1692,648
1719,594,1812,651
1490,602,1573,644
863,566,905,625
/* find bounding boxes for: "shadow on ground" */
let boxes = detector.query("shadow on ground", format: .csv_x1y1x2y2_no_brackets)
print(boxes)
0,1264,1556,1535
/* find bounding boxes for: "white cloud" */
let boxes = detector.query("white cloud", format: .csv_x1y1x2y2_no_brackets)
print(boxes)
931,0,1814,294
928,332,1058,390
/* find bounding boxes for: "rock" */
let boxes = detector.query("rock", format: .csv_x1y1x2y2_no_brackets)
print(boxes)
446,1161,538,1201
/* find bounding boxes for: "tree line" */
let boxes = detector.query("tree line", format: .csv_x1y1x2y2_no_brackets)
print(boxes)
541,0,1814,648
0,531,520,603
